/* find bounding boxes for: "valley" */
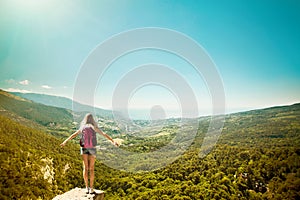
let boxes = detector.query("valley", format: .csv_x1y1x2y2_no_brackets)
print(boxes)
0,90,299,199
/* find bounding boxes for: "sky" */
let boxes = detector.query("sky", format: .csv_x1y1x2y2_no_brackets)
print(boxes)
0,0,299,119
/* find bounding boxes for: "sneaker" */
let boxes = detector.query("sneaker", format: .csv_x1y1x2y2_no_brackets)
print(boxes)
89,188,95,194
85,187,89,194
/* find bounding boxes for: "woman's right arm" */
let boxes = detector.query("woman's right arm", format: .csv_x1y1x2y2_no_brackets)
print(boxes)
94,127,119,146
60,130,81,147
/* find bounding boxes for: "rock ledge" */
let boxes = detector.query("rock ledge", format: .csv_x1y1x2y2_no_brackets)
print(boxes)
53,187,105,200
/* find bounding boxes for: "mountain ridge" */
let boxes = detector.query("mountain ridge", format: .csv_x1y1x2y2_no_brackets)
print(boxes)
9,90,300,120
11,91,113,119
0,90,73,126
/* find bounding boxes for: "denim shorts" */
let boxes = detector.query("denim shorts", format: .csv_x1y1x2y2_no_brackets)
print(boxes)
80,147,97,155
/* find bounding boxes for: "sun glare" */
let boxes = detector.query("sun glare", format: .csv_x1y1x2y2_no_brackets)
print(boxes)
9,0,56,15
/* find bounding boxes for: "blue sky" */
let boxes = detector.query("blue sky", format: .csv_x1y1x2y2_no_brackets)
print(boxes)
0,0,299,118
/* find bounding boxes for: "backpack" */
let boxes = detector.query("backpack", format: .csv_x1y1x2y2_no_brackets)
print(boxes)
80,126,97,148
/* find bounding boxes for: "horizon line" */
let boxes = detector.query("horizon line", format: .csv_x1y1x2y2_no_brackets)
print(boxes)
3,88,299,120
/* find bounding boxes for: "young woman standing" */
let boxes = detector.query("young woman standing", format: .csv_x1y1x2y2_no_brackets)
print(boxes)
60,113,118,194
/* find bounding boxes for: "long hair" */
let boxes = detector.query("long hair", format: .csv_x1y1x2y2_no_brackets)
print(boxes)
80,113,98,128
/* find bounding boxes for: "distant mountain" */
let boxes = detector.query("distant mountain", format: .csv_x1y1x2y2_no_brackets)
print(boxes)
0,89,73,127
11,92,113,119
12,92,72,109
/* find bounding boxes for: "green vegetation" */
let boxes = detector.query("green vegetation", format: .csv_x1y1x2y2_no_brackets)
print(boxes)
102,146,300,200
0,115,80,199
0,90,299,199
100,104,300,199
0,89,73,128
0,89,77,139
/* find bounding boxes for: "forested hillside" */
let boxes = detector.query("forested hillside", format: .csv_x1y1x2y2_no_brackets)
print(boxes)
220,103,300,147
1,90,300,199
0,90,72,127
100,104,300,199
0,89,77,139
0,115,81,199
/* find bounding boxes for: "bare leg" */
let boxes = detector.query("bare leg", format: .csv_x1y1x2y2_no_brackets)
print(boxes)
89,155,96,190
82,154,89,189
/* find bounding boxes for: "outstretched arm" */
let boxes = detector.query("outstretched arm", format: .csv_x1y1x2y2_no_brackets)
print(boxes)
60,130,81,147
94,127,119,146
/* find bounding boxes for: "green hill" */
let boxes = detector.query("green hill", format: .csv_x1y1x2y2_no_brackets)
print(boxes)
99,103,300,199
219,103,300,147
11,92,113,119
0,114,121,199
1,89,299,199
0,89,73,127
0,89,76,138
0,115,80,199
102,103,300,199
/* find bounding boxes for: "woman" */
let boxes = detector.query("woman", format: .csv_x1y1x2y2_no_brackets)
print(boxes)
60,113,118,194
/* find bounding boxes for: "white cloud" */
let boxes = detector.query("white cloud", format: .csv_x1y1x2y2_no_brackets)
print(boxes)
42,85,52,89
5,88,31,93
19,80,30,85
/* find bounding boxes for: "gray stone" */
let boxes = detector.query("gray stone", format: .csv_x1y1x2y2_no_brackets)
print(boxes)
53,187,105,200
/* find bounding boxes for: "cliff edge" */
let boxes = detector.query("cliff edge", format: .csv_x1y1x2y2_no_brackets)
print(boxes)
53,188,104,200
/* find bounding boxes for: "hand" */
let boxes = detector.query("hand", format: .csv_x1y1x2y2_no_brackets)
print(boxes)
60,141,66,148
113,140,119,147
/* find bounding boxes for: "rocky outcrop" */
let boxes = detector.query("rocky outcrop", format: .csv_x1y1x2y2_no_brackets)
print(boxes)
53,188,104,200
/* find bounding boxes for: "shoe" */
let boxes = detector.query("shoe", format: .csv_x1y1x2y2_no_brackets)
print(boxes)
89,188,95,194
85,187,89,194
